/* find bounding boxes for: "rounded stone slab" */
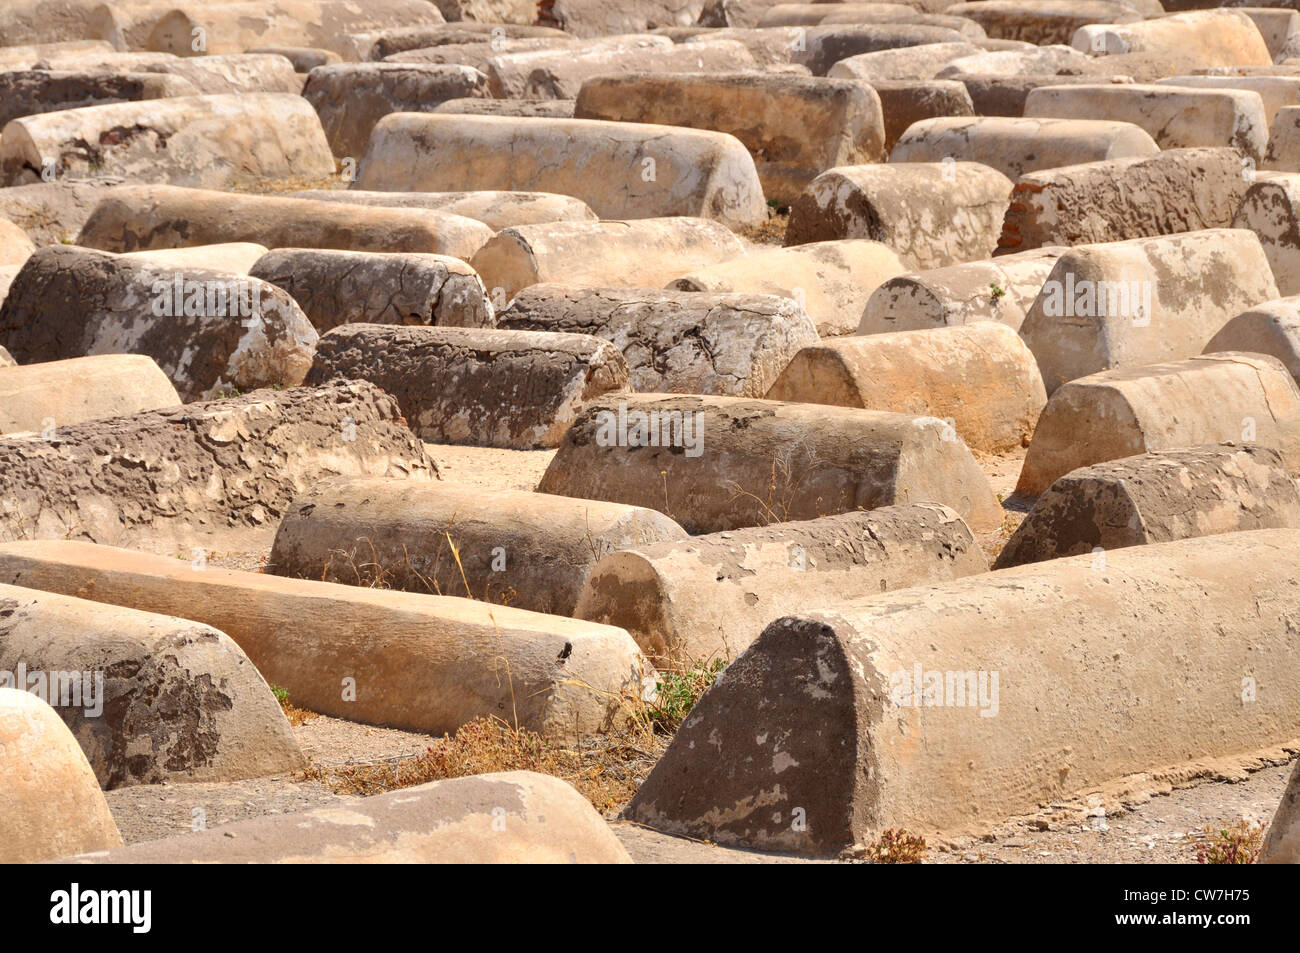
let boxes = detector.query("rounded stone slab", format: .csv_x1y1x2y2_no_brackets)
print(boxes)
958,73,1127,118
144,0,445,59
945,0,1140,45
0,687,121,864
498,284,817,397
575,503,987,662
995,444,1300,568
75,185,495,261
249,248,493,332
0,215,35,267
121,242,270,274
1205,296,1300,385
860,246,1064,333
0,93,335,190
1016,353,1300,495
0,354,180,436
792,24,972,75
302,62,490,159
431,97,577,120
574,72,885,206
0,244,318,402
667,239,905,337
1024,83,1270,162
827,41,982,82
0,70,196,129
998,148,1250,253
0,540,648,743
1156,75,1300,126
268,477,687,615
354,113,769,229
0,380,437,552
348,22,572,61
0,346,13,368
0,581,305,788
623,529,1300,854
141,53,302,95
1233,175,1300,297
305,323,629,449
1262,758,1300,863
766,322,1046,453
785,162,1013,271
538,393,1003,533
291,188,597,231
1018,229,1280,394
62,772,631,864
480,36,757,99
868,79,974,151
1072,9,1272,66
889,116,1159,181
470,218,745,301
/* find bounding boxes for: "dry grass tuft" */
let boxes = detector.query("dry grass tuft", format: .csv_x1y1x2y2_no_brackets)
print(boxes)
271,685,318,727
1188,820,1265,864
866,829,928,864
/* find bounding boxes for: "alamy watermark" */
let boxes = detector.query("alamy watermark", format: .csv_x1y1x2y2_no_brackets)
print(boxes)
593,401,705,457
0,664,103,716
1038,273,1151,325
889,663,999,718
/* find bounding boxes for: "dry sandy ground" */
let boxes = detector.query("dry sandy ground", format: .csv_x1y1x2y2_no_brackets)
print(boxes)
176,443,1290,863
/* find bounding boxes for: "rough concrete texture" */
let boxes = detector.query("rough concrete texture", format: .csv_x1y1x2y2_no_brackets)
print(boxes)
0,581,305,788
120,242,269,274
667,240,906,337
827,41,982,82
946,0,1140,45
145,0,445,59
0,216,35,266
1236,7,1300,61
0,93,335,190
482,37,758,99
0,179,121,246
869,79,974,151
860,246,1064,333
498,284,818,397
143,54,302,95
0,381,437,552
249,248,493,332
574,503,987,662
673,26,816,69
268,477,687,615
1266,103,1300,170
293,188,596,232
793,24,972,75
785,162,1013,270
0,3,112,46
995,444,1300,568
537,393,1003,533
1262,759,1300,863
65,772,632,863
469,218,744,301
1072,10,1272,67
306,323,629,449
623,529,1300,854
1019,229,1280,393
433,97,577,119
1233,175,1300,295
1016,353,1300,495
889,116,1160,181
766,322,1046,452
1157,75,1300,125
752,3,929,28
998,148,1251,253
0,354,180,436
573,73,885,205
815,11,988,36
1205,296,1300,385
0,540,648,743
0,70,196,128
354,113,769,229
302,63,490,159
75,185,494,260
0,245,317,402
1023,84,1270,162
0,687,121,864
